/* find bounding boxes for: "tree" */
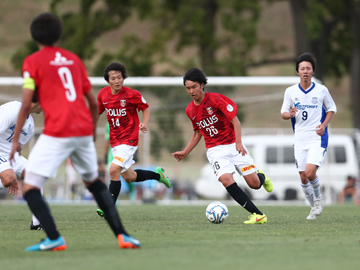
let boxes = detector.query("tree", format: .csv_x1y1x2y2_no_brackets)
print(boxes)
289,0,360,127
11,0,134,71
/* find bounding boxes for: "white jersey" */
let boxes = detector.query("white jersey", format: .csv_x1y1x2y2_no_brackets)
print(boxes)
0,101,35,154
280,82,337,148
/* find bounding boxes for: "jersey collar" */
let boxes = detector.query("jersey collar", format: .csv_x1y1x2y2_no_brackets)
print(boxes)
298,82,315,94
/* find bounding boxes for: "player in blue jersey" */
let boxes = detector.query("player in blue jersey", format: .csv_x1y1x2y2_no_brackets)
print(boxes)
281,53,337,219
0,100,43,229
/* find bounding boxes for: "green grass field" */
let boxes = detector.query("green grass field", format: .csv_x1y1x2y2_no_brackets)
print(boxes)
0,203,359,270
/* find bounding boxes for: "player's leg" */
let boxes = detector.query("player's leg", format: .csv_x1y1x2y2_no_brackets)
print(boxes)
294,146,316,219
23,175,65,251
122,166,171,187
0,169,17,190
72,136,140,248
0,153,18,192
30,185,44,230
23,134,72,251
207,144,267,224
108,162,123,204
299,171,316,219
219,173,267,224
17,159,44,230
113,144,171,188
305,146,326,216
232,144,273,193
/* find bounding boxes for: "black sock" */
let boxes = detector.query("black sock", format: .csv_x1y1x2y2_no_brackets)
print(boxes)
24,189,60,240
88,180,127,236
134,169,160,182
226,183,263,215
109,180,121,204
257,172,265,187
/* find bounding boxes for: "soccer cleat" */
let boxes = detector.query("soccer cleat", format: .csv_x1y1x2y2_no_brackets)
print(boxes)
244,213,267,224
155,167,171,188
117,234,141,249
97,209,105,218
25,236,67,252
306,207,317,220
30,221,44,231
314,199,323,216
257,169,273,192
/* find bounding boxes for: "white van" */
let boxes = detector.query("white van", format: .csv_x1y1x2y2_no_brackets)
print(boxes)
195,134,358,203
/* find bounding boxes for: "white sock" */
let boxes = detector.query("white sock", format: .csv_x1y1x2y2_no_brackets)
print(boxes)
301,182,314,207
310,177,321,200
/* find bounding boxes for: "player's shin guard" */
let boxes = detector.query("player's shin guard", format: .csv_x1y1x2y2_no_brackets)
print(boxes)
310,177,321,199
226,183,263,215
109,180,121,204
256,172,265,187
88,179,127,236
24,189,60,240
301,182,315,207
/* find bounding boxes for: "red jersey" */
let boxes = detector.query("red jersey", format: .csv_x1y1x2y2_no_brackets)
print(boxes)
22,47,93,137
97,86,149,147
186,92,237,148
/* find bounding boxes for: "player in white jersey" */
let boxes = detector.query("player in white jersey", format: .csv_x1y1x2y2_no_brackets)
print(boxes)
281,53,337,219
0,100,43,229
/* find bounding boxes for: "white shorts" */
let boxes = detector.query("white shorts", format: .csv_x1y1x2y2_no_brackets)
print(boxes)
294,144,326,172
26,134,98,182
206,143,257,179
0,151,27,179
111,144,137,173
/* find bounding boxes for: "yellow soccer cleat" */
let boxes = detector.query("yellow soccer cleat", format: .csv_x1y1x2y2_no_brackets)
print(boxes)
257,169,273,193
244,213,267,224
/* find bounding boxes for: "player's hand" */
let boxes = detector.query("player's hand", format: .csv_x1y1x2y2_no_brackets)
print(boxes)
316,124,325,135
139,123,148,134
7,181,19,196
236,142,247,156
289,107,298,118
9,141,21,166
172,151,187,162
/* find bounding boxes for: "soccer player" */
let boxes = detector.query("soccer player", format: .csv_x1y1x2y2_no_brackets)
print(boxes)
0,100,43,230
96,62,171,217
104,122,136,202
280,53,337,219
9,13,140,251
172,68,273,224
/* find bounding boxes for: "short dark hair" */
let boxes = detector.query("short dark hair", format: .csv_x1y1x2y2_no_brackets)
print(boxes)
296,53,316,72
30,13,63,46
183,68,208,86
104,62,128,82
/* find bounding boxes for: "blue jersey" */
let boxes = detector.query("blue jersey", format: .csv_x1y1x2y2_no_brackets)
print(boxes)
281,82,337,148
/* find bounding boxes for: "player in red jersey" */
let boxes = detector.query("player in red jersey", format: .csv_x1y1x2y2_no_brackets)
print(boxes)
9,13,140,251
96,63,171,216
173,68,273,224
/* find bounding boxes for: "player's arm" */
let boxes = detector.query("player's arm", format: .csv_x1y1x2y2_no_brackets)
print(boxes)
316,111,335,136
139,108,149,134
10,88,34,164
281,90,296,120
84,90,98,141
231,116,247,156
172,130,202,162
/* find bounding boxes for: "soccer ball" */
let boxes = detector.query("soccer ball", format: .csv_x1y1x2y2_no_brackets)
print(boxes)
205,201,228,224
